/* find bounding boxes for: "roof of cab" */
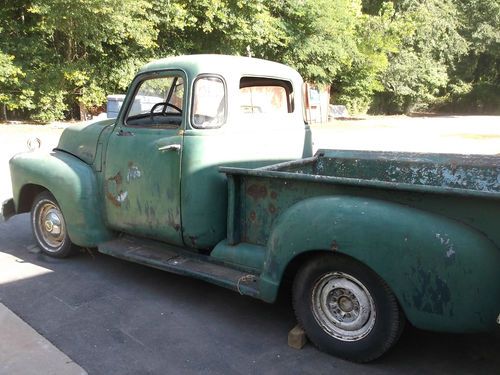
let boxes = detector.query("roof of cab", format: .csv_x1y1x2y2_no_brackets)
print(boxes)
138,54,302,81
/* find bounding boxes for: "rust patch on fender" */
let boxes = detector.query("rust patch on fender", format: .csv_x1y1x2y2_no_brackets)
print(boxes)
270,191,278,200
268,204,277,214
246,184,268,200
249,211,257,222
105,172,127,207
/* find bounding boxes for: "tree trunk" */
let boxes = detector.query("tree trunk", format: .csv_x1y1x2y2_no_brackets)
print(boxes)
1,104,7,122
79,102,89,121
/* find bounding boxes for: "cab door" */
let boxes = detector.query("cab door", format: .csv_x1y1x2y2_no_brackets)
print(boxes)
103,71,186,246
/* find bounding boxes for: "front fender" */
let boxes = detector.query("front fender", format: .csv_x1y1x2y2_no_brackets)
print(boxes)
260,196,500,333
10,150,114,247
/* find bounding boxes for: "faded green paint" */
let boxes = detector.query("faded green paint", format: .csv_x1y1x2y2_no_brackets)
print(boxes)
5,55,499,336
103,126,184,245
9,151,114,246
262,196,500,332
180,126,309,249
56,119,115,164
108,56,309,250
222,150,500,332
211,240,266,272
314,149,500,194
7,55,310,251
102,68,185,245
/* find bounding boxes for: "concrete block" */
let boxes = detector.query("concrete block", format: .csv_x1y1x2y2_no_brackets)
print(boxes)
288,324,307,350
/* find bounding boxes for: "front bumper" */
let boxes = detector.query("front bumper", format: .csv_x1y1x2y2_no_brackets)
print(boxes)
0,198,15,222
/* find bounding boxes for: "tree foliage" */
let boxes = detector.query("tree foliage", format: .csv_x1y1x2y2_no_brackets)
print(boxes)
0,0,498,120
443,0,500,114
376,0,468,112
266,0,361,84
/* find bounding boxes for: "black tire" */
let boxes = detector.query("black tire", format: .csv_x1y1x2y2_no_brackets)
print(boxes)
292,254,405,363
31,191,75,258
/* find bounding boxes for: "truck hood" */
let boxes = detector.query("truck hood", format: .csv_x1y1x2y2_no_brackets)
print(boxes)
56,119,115,164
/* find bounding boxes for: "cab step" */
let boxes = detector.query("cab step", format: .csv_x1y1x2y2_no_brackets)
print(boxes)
98,236,260,297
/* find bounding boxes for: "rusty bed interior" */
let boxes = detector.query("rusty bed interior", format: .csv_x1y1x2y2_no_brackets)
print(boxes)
258,149,500,194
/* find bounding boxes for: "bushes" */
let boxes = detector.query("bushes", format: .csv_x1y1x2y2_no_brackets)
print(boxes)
30,91,67,123
437,83,500,115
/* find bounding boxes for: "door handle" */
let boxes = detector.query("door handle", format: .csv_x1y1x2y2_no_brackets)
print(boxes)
158,144,181,152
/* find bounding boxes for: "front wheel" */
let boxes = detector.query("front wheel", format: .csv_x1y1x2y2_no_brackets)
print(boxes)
31,191,75,258
292,254,404,362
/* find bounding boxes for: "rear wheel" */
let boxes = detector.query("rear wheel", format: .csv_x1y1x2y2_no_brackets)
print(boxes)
292,254,404,363
31,191,74,258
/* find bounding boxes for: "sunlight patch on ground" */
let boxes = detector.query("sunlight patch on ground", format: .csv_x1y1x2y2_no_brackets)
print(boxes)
0,251,52,284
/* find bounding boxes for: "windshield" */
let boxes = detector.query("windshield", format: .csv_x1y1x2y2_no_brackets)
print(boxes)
125,75,184,127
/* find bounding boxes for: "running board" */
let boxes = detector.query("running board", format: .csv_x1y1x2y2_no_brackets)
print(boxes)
98,236,260,297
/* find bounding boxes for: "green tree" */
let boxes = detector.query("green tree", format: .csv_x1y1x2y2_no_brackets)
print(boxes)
31,0,157,120
334,2,403,113
444,0,500,114
0,51,34,120
376,0,468,113
1,0,496,120
0,0,158,121
151,0,285,57
265,0,360,84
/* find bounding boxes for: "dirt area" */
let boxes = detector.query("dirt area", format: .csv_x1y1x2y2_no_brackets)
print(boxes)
1,115,499,202
311,115,500,155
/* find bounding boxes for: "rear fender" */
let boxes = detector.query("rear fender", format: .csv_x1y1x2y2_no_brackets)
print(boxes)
10,151,114,247
260,196,500,332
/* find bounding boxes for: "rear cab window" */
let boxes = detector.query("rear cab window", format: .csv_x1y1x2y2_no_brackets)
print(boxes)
239,77,294,118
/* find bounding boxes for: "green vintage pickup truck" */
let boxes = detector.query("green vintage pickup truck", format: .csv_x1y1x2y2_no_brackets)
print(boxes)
2,55,500,362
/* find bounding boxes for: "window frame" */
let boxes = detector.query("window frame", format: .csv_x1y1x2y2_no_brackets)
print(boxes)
191,74,228,130
239,76,295,114
122,70,187,129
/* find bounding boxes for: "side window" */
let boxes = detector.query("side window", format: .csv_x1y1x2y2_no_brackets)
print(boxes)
239,77,294,115
125,75,184,127
192,76,226,129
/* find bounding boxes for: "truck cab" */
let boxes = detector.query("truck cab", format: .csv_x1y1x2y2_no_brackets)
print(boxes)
99,55,312,250
5,55,312,252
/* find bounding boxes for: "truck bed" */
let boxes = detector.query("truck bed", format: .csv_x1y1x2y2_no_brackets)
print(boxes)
221,149,500,247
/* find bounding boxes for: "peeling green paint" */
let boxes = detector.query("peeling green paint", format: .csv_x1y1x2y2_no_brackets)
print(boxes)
223,150,500,332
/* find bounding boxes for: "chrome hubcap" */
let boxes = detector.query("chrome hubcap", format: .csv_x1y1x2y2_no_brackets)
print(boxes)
312,272,376,341
37,203,65,250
